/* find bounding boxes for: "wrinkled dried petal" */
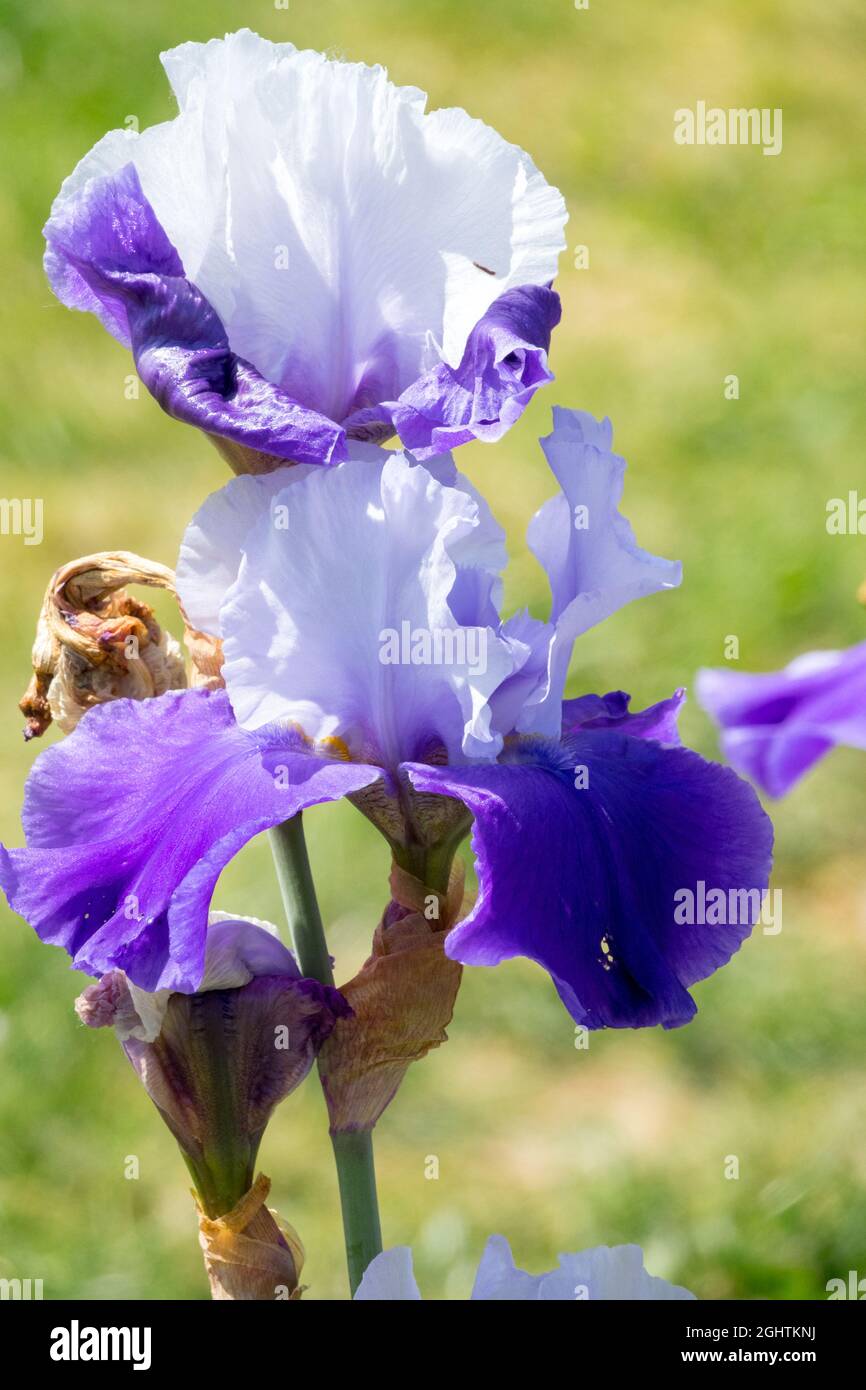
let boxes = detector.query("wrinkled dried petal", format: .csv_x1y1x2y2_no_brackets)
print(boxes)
184,624,225,689
20,551,188,738
197,1173,305,1301
318,861,465,1133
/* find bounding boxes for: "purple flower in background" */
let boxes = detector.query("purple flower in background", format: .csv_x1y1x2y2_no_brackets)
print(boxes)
1,409,772,1028
44,29,566,473
354,1237,695,1300
697,640,866,797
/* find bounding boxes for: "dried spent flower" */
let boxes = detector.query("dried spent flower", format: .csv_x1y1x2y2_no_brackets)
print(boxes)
19,550,222,739
318,861,465,1133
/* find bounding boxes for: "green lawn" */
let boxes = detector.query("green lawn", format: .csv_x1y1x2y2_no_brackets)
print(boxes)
1,0,864,1299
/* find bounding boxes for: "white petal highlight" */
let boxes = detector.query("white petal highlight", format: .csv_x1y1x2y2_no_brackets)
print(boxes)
123,912,298,1042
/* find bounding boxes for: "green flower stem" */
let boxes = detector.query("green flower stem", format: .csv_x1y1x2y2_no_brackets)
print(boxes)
269,813,383,1295
330,1129,383,1294
270,813,336,989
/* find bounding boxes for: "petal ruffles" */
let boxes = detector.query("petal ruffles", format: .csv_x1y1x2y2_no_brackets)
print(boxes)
0,689,380,992
407,706,773,1029
45,164,348,470
44,31,567,465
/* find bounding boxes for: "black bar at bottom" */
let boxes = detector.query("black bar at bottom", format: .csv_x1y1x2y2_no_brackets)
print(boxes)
3,1294,860,1375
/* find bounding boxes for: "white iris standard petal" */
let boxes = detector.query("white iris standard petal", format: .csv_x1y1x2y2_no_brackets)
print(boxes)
176,442,389,636
214,447,517,766
177,467,303,635
49,29,567,428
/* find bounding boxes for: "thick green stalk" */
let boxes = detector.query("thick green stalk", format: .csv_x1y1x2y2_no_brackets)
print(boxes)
330,1130,383,1293
269,814,383,1295
270,813,336,988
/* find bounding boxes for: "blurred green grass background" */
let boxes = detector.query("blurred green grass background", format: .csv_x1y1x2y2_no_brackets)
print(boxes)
1,0,865,1300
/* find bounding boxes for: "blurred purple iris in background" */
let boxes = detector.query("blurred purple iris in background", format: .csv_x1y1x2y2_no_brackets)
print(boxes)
697,640,866,797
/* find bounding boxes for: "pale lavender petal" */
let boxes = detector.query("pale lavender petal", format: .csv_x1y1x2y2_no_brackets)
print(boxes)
219,451,517,764
198,914,300,990
470,1235,547,1300
471,1236,695,1300
175,442,451,640
539,1245,696,1301
176,466,313,635
487,608,554,740
354,1247,423,1301
519,408,681,737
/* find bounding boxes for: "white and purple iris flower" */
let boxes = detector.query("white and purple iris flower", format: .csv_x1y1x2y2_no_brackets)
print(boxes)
697,640,866,797
354,1237,695,1301
44,30,567,472
0,408,773,1031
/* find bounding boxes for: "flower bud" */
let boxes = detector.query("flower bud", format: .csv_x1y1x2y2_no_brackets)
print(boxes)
76,914,349,1298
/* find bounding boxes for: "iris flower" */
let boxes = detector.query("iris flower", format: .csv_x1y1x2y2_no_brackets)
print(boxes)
44,29,566,473
75,912,346,1184
354,1237,695,1300
697,640,866,797
1,409,772,1028
76,911,343,1297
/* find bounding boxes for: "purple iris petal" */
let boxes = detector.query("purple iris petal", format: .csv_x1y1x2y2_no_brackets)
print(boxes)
406,705,773,1029
0,688,380,992
44,164,348,469
346,286,561,460
697,640,866,797
562,688,686,745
